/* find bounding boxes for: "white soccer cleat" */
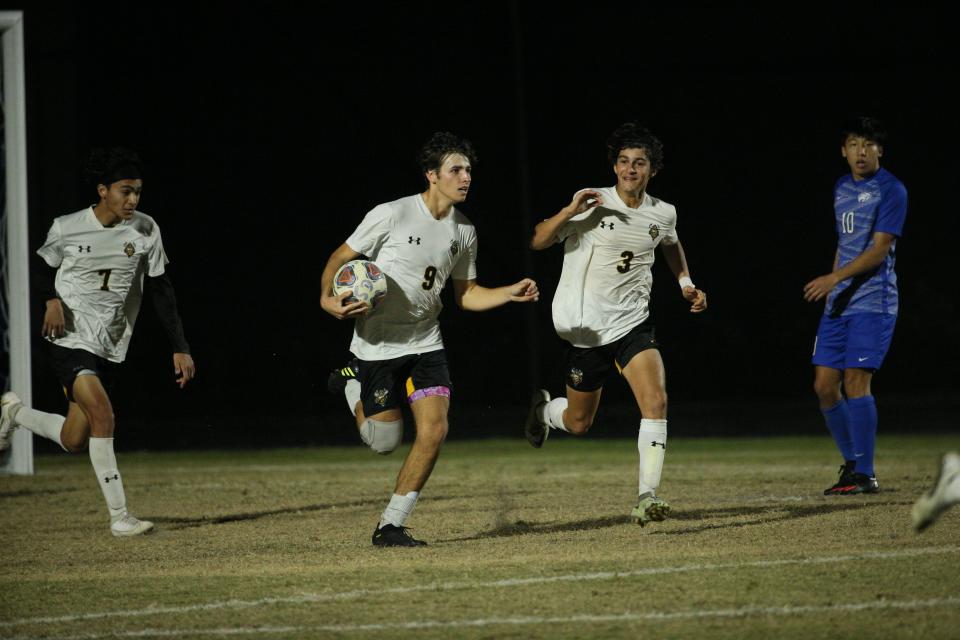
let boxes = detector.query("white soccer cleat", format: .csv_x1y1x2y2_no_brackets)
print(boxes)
110,512,155,537
631,493,671,527
0,391,22,452
912,452,960,532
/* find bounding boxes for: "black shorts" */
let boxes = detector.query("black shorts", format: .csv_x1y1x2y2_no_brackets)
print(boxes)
49,343,115,402
562,319,659,392
357,349,452,417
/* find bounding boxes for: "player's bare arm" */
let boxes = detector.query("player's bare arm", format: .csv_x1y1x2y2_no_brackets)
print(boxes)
453,278,539,311
320,242,371,320
42,298,66,339
803,231,895,302
660,240,707,313
530,190,604,250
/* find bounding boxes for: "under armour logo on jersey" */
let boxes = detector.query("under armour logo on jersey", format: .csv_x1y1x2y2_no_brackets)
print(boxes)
651,441,666,449
78,245,91,253
599,221,614,230
408,236,421,245
103,473,119,482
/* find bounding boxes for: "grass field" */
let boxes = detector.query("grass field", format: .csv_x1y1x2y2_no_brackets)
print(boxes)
1,435,959,639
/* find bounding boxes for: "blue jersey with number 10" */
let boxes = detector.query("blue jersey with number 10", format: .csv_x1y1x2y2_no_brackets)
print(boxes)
825,167,907,317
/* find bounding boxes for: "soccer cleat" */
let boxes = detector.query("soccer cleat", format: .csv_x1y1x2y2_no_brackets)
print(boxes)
110,512,155,537
327,358,360,395
823,460,858,495
845,473,880,495
372,523,427,547
631,493,670,527
912,452,960,532
0,392,22,452
524,389,551,448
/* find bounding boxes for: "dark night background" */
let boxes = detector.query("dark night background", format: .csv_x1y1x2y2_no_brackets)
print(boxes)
7,4,958,451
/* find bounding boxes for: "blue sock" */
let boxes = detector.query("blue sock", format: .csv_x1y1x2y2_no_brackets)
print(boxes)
847,396,877,477
821,399,855,462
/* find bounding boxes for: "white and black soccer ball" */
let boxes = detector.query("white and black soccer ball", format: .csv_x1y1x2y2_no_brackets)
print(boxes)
332,260,388,310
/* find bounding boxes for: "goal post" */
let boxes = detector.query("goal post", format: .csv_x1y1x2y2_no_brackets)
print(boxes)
1,10,33,475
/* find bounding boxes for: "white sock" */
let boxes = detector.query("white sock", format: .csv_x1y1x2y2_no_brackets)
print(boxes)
379,491,419,528
11,405,66,450
539,398,570,432
638,419,667,496
88,437,127,519
344,379,361,417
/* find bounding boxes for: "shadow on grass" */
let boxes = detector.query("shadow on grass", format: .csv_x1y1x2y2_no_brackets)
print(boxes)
444,497,915,541
154,491,536,530
0,486,83,498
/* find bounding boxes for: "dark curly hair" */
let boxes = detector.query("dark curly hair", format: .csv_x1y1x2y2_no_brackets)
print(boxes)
840,116,887,147
83,147,143,189
606,123,664,172
418,132,477,176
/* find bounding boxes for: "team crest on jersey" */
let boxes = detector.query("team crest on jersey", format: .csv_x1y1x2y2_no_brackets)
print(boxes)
568,368,584,387
648,224,660,240
123,242,135,257
450,240,460,256
373,388,389,407
857,192,872,203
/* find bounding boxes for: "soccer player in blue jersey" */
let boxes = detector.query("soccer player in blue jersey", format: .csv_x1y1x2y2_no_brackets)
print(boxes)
804,116,907,495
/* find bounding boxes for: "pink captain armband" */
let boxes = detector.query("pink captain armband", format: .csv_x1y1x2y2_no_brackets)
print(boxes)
408,386,451,403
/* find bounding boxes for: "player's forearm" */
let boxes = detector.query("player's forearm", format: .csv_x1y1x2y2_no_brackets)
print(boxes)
33,255,58,301
660,241,691,281
530,209,575,250
321,244,359,299
458,284,512,311
148,273,190,354
831,244,889,283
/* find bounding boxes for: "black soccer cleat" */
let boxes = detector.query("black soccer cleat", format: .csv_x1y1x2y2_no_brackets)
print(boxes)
372,523,427,547
824,460,858,495
845,472,880,495
327,358,360,395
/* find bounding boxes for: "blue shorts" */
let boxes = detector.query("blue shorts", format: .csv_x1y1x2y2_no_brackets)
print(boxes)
811,313,896,371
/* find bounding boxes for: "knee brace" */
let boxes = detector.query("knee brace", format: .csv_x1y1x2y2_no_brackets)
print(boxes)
359,418,403,454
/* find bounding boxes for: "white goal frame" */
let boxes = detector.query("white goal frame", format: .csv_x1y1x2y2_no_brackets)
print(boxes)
1,10,33,475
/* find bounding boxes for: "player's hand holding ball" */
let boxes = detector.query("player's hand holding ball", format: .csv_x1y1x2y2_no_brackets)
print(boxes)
323,260,388,320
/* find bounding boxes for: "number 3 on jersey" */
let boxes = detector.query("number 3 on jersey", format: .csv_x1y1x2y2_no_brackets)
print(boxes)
422,266,438,290
617,251,634,274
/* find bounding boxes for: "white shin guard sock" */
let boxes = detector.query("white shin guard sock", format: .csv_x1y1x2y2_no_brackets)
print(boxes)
638,419,667,496
88,437,127,519
541,397,570,432
344,379,362,417
11,406,66,450
379,491,419,528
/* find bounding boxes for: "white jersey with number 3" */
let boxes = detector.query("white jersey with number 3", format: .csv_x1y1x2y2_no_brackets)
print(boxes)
552,187,679,347
36,207,169,362
346,194,478,361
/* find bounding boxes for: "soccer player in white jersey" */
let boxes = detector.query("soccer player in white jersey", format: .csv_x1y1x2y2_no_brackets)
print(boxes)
0,148,195,537
320,132,539,547
804,117,907,496
524,123,707,526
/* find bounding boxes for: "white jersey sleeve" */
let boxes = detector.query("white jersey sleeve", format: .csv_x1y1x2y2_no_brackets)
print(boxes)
37,219,65,268
346,203,394,257
450,231,478,280
144,221,169,276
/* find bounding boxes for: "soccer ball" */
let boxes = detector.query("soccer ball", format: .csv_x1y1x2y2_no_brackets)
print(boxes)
333,260,388,309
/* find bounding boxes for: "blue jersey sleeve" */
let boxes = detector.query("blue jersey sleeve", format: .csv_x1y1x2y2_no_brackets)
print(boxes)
875,181,907,237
